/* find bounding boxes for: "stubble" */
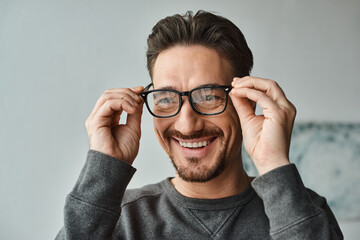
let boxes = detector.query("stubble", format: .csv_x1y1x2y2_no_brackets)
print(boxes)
164,127,229,183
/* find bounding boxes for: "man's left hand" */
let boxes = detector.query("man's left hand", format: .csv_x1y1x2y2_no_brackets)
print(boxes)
229,76,297,175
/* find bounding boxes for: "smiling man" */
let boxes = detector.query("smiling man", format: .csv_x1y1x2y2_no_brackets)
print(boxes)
57,11,343,239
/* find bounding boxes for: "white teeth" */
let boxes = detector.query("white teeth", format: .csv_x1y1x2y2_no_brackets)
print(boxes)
179,140,211,148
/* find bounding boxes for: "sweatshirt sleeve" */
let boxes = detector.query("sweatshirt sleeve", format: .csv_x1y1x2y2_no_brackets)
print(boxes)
56,150,136,240
251,164,343,240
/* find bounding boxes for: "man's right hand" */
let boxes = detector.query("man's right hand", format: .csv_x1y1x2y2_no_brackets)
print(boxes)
85,86,144,165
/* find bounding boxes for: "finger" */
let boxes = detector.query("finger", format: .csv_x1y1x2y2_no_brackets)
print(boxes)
232,77,288,104
125,102,144,135
105,87,144,102
110,110,122,127
230,87,280,118
90,91,142,117
95,98,139,122
229,91,256,124
130,86,145,93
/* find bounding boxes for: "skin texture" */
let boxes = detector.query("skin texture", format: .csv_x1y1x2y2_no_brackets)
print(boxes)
151,45,251,198
230,77,296,174
86,45,296,199
86,86,144,165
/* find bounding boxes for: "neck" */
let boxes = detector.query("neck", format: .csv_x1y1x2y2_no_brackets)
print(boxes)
171,158,251,199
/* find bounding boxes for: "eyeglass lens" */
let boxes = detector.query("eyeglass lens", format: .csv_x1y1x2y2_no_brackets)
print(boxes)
146,86,227,117
191,87,227,114
148,91,180,117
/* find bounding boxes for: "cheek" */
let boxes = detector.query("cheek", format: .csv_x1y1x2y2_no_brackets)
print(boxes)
223,108,242,143
153,118,172,149
229,116,243,155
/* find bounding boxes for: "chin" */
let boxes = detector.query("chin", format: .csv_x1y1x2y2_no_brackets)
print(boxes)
174,161,226,183
169,142,228,183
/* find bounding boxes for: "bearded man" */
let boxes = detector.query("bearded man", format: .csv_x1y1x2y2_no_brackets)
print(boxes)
57,11,343,239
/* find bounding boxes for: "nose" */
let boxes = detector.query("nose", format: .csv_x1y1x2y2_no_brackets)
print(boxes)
173,98,204,135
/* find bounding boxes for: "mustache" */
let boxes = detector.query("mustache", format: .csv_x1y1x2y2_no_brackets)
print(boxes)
164,127,224,140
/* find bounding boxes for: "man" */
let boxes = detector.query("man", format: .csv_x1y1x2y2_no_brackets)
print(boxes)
57,11,343,239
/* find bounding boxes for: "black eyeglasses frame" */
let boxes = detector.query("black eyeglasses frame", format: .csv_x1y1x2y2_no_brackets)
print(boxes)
140,83,232,118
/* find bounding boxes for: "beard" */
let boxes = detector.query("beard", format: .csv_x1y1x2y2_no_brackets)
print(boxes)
164,127,229,183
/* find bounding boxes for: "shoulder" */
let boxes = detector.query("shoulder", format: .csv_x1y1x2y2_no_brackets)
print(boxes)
306,188,327,207
121,179,169,207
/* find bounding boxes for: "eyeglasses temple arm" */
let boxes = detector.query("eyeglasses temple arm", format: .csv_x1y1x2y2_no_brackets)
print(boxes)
143,83,153,91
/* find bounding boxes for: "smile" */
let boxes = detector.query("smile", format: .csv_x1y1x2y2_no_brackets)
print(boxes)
178,140,211,148
171,136,218,158
173,136,216,149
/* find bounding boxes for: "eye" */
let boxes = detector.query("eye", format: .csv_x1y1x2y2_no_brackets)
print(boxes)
152,91,179,106
192,87,225,104
204,94,218,101
156,97,174,105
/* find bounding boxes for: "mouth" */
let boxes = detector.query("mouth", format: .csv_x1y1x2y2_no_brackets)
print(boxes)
164,128,224,159
177,138,215,149
171,136,217,158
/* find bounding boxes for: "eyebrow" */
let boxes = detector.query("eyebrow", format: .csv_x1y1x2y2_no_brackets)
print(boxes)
156,83,224,90
156,85,176,90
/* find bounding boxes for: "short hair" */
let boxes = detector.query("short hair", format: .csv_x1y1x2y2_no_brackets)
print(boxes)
146,10,253,79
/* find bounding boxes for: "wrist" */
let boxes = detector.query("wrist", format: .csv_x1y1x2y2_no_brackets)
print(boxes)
89,146,133,165
255,159,290,175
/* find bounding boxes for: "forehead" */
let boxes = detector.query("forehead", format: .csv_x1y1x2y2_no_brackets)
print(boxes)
152,45,233,90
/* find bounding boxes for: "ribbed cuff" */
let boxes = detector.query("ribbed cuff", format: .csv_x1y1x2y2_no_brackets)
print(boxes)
251,164,320,232
71,150,136,213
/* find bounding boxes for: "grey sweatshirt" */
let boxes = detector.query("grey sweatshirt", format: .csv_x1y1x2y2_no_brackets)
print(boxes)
56,150,343,239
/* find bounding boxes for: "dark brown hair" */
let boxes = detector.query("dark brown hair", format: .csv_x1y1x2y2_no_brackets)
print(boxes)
146,10,253,79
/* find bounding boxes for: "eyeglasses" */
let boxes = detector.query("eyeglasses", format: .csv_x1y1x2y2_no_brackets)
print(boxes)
140,83,232,118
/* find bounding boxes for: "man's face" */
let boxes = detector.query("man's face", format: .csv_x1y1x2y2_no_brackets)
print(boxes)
152,45,243,182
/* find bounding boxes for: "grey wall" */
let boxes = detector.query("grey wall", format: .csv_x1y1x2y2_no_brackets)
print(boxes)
0,0,359,239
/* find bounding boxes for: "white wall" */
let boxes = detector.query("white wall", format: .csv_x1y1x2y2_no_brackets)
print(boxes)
0,0,359,239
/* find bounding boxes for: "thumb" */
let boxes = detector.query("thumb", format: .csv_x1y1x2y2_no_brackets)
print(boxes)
131,86,145,94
